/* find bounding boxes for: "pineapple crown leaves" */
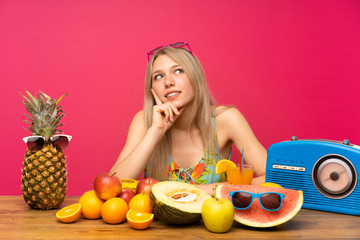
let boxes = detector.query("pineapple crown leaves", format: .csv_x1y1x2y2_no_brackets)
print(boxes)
21,90,68,140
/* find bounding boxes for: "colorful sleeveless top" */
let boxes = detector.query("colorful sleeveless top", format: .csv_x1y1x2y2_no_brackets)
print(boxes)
168,116,232,184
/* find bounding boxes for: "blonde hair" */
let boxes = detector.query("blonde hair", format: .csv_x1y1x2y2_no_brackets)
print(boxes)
144,47,219,180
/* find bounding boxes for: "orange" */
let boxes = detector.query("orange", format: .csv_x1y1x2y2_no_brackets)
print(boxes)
215,159,236,174
128,192,152,213
56,203,82,223
79,190,104,219
126,209,154,230
101,198,128,224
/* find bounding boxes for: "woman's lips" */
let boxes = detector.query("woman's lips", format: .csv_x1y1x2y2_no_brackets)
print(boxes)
165,91,181,99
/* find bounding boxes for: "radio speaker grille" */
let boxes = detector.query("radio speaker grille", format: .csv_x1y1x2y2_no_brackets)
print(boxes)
267,171,305,189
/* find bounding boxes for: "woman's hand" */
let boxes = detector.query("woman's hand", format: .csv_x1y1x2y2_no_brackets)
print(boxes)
151,89,183,132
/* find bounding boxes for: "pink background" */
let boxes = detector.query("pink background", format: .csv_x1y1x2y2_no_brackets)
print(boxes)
1,0,359,196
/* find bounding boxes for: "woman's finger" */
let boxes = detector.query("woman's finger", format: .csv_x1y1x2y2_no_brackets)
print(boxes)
167,102,180,115
165,104,174,122
151,89,163,105
156,105,170,122
163,106,171,123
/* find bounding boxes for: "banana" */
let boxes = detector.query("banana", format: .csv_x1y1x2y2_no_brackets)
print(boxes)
121,179,139,193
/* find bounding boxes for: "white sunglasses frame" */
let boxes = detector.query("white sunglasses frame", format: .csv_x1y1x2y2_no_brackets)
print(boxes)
22,134,72,143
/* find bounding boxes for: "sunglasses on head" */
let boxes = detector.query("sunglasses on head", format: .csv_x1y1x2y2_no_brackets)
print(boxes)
147,41,194,61
229,191,285,211
23,135,72,151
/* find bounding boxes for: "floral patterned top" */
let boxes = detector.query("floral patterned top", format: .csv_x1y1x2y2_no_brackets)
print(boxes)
168,117,232,184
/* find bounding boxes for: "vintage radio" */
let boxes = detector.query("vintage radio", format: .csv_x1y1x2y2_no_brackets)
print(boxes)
265,137,360,215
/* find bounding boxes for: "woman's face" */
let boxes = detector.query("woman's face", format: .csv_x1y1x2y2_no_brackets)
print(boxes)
151,55,195,109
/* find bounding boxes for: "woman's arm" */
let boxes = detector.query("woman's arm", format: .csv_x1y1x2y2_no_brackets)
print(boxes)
216,107,267,183
110,90,183,179
110,111,164,179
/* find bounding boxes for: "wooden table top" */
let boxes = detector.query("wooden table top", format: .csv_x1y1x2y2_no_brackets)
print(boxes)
1,196,359,239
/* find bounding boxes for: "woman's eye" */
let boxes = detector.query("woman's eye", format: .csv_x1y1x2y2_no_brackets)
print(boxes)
154,74,163,80
175,68,184,74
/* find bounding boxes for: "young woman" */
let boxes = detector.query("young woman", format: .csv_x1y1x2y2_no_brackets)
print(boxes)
110,42,267,196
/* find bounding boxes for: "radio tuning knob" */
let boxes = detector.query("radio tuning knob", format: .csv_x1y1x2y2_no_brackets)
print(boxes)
330,172,339,181
291,136,298,141
343,139,350,145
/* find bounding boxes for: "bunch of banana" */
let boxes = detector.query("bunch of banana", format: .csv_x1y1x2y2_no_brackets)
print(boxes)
121,179,139,193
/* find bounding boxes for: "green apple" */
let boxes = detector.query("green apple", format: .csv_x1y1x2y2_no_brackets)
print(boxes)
201,197,234,233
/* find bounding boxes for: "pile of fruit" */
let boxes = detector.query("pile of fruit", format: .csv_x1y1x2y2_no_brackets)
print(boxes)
56,159,304,232
56,171,303,233
56,173,159,230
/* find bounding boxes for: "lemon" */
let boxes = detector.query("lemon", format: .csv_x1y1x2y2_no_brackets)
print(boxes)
261,182,283,188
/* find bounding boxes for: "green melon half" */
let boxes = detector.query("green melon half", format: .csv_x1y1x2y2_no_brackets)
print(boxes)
215,184,303,228
150,181,211,225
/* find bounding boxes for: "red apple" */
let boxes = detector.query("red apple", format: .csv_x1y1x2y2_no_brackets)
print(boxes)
94,172,122,200
118,188,136,205
136,178,159,195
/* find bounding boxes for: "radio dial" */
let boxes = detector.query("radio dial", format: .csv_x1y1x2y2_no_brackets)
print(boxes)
313,155,357,199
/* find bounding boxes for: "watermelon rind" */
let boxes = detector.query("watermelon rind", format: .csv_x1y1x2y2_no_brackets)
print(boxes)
150,181,211,225
215,184,303,228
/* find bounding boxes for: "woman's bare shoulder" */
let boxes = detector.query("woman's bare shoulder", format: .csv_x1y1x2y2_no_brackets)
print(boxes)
133,109,145,119
214,105,242,118
214,105,248,128
129,110,146,129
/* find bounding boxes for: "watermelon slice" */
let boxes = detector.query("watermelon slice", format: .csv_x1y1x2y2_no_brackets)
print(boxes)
215,185,303,228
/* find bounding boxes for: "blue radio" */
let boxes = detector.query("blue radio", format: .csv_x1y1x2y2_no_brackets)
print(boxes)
265,137,360,215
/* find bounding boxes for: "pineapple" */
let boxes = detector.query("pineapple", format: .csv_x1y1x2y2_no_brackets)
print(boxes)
21,90,69,209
